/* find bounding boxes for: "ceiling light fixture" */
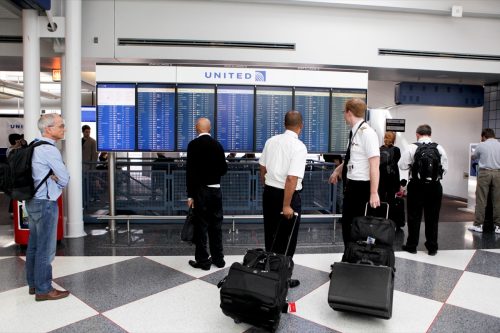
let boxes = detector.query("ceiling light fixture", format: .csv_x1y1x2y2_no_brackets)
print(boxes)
0,79,60,99
0,85,23,98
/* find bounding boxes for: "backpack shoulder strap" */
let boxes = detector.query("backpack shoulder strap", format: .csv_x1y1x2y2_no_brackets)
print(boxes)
30,140,54,148
30,140,55,194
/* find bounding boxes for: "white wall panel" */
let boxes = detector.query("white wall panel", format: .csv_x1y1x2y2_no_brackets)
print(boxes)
75,0,500,75
384,105,482,198
81,0,115,59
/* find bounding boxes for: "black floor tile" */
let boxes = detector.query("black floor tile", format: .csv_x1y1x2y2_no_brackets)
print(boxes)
466,250,500,279
0,257,29,293
54,257,195,312
428,304,500,333
50,314,127,333
394,257,463,302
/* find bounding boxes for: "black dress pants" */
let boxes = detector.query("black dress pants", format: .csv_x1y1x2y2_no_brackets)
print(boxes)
193,186,224,263
262,185,301,257
406,180,443,252
341,179,371,247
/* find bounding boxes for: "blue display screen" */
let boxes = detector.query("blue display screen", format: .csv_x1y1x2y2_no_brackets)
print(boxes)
255,86,293,152
295,88,330,153
81,106,96,122
330,89,367,153
176,85,215,151
137,84,175,151
216,85,255,152
97,83,136,151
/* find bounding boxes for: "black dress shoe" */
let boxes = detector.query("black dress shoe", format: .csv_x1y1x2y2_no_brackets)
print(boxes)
428,250,437,256
212,259,226,268
402,245,417,254
189,260,211,271
29,287,35,295
289,279,300,288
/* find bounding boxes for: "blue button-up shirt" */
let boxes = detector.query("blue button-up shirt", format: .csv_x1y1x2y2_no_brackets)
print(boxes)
31,137,70,200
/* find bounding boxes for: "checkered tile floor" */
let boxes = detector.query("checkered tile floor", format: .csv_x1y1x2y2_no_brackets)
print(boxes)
1,249,500,333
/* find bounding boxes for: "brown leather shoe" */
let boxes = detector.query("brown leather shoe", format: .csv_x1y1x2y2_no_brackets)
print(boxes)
29,287,35,295
35,289,70,301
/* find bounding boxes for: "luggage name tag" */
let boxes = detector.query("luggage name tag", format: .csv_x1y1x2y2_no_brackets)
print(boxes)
288,302,296,313
367,236,375,245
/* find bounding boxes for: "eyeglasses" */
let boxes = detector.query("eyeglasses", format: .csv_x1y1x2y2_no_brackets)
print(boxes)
49,123,65,129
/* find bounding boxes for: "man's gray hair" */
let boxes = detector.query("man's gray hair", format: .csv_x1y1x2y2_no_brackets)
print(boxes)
38,113,60,133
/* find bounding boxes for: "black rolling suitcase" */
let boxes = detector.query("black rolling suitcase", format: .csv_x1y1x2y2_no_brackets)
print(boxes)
218,213,298,332
329,203,395,319
328,261,394,319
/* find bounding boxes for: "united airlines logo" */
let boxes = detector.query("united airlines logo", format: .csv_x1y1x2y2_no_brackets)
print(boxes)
255,71,266,82
203,70,266,82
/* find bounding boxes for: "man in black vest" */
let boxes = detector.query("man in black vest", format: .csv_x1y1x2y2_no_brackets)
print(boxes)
186,118,228,270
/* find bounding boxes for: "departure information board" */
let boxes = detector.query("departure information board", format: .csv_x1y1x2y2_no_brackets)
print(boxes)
177,85,215,151
295,88,330,153
137,84,175,151
97,83,136,151
255,86,293,151
216,85,254,152
330,90,367,153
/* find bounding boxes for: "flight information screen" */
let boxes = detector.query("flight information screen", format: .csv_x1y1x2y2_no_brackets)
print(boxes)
216,85,255,152
330,89,367,153
255,86,293,152
137,84,175,151
97,83,136,151
295,87,330,153
177,85,215,151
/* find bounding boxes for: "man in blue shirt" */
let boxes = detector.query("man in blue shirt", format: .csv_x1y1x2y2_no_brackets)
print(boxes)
468,128,500,234
26,114,70,301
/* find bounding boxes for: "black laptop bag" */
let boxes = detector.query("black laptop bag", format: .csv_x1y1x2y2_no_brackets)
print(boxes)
218,214,298,332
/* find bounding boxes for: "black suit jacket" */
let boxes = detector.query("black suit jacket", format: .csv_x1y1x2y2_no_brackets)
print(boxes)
186,134,227,198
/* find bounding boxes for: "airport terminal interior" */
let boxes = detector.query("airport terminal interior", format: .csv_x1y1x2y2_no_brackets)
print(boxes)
1,0,500,332
1,195,500,332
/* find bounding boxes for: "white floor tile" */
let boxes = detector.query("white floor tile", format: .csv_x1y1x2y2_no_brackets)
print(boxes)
292,253,343,272
396,250,476,271
104,279,249,333
0,283,98,333
447,271,500,318
146,255,244,278
50,256,137,278
294,282,442,333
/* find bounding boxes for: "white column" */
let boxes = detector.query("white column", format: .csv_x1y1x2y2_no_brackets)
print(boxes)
22,9,40,142
64,0,86,238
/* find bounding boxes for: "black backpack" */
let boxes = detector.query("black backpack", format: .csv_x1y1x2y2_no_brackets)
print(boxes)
0,140,53,201
411,142,443,182
379,145,396,176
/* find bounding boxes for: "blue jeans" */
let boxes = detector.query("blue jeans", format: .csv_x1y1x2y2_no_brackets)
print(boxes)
25,199,58,294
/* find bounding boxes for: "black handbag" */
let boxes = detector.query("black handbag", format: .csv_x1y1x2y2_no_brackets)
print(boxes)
181,207,195,243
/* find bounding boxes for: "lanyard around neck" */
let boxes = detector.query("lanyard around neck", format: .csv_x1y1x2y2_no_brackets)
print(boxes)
349,120,365,147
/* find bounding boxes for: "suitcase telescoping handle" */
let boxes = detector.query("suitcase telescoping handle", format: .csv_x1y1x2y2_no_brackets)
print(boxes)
364,202,390,219
271,212,299,257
